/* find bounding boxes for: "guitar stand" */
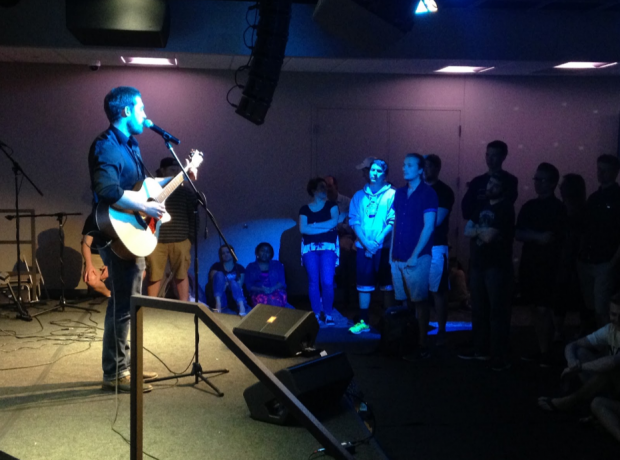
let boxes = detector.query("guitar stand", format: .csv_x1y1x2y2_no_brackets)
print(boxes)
147,141,228,396
30,213,100,318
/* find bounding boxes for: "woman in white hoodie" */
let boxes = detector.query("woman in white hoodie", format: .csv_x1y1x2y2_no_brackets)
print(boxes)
348,159,396,334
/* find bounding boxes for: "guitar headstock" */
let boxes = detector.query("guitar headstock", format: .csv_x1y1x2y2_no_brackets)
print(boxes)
188,149,204,169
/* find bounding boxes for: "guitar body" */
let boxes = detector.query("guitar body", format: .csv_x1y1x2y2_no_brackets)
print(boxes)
96,177,171,260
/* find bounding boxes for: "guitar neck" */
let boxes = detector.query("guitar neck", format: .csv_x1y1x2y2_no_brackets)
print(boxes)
156,172,186,202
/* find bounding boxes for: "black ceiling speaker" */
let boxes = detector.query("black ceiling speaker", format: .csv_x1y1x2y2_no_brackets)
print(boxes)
0,0,20,7
66,0,170,48
236,0,292,125
314,0,415,53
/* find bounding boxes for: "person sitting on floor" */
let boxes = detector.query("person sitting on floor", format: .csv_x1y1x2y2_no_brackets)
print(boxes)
245,242,291,308
538,294,620,413
208,244,247,316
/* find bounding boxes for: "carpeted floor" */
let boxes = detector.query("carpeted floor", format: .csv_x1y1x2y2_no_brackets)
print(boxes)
0,295,618,460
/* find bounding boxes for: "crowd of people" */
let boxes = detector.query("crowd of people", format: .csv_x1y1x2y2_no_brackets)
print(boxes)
84,87,620,439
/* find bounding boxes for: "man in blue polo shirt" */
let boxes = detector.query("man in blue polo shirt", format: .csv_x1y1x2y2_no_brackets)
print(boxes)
392,153,438,359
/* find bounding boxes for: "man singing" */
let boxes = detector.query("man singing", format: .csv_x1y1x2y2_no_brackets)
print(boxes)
89,87,166,393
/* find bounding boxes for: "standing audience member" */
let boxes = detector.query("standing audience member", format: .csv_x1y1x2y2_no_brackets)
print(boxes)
459,173,515,371
145,157,196,301
538,295,620,414
391,153,438,358
578,154,620,328
81,214,111,298
555,174,590,339
461,140,518,221
209,244,247,316
423,154,455,345
245,242,289,308
299,177,340,326
356,157,377,184
348,158,395,334
515,163,566,367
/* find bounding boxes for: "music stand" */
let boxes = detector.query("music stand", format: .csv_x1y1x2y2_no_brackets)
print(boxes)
19,212,100,318
146,140,230,397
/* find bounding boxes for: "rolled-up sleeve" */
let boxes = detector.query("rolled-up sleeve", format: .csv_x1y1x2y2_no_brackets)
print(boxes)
90,141,124,204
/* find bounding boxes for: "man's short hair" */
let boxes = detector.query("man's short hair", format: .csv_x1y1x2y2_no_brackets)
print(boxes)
610,292,620,309
371,158,389,175
537,162,560,185
597,154,620,171
104,87,141,123
405,153,425,169
487,140,508,157
425,154,442,170
561,173,586,204
306,177,326,197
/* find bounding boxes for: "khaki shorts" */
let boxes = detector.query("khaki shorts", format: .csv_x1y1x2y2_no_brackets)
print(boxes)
146,239,192,282
391,254,432,302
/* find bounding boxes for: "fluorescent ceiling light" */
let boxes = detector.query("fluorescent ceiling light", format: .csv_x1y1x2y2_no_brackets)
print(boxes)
121,57,177,66
435,66,494,74
554,62,617,69
415,0,438,14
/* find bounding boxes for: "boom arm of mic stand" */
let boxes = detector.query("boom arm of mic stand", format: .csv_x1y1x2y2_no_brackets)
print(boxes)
0,144,44,197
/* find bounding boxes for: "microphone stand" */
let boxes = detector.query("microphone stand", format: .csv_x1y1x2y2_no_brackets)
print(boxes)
147,140,230,397
25,212,100,318
1,141,43,322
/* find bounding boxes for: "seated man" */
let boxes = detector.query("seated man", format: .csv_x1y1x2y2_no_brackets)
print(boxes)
245,242,291,308
81,215,111,298
538,294,620,412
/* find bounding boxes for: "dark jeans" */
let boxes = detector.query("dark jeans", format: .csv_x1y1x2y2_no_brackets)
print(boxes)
302,250,336,316
99,246,145,382
470,264,514,360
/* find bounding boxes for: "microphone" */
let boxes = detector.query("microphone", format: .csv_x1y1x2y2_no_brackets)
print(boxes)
144,119,181,145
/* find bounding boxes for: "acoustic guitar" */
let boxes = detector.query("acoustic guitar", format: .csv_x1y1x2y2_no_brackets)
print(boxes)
96,150,203,260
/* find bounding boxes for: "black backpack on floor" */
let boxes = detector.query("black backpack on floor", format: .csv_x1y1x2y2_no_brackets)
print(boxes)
378,305,418,356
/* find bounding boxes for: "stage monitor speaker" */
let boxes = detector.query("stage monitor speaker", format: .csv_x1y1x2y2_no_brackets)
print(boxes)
66,0,170,48
233,304,319,356
243,352,354,425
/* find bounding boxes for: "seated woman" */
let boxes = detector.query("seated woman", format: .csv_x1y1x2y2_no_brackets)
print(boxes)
245,242,290,308
208,244,247,316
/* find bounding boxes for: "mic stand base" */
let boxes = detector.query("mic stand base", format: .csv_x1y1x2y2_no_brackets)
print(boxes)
30,296,100,318
148,362,229,397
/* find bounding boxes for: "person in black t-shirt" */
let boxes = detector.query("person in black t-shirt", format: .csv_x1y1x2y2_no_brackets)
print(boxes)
209,244,247,315
424,154,455,345
459,173,515,371
299,177,340,326
578,154,620,328
461,140,518,221
516,163,566,367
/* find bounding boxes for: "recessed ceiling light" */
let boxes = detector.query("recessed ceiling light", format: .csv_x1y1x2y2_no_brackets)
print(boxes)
554,62,617,69
121,57,177,66
435,66,494,74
